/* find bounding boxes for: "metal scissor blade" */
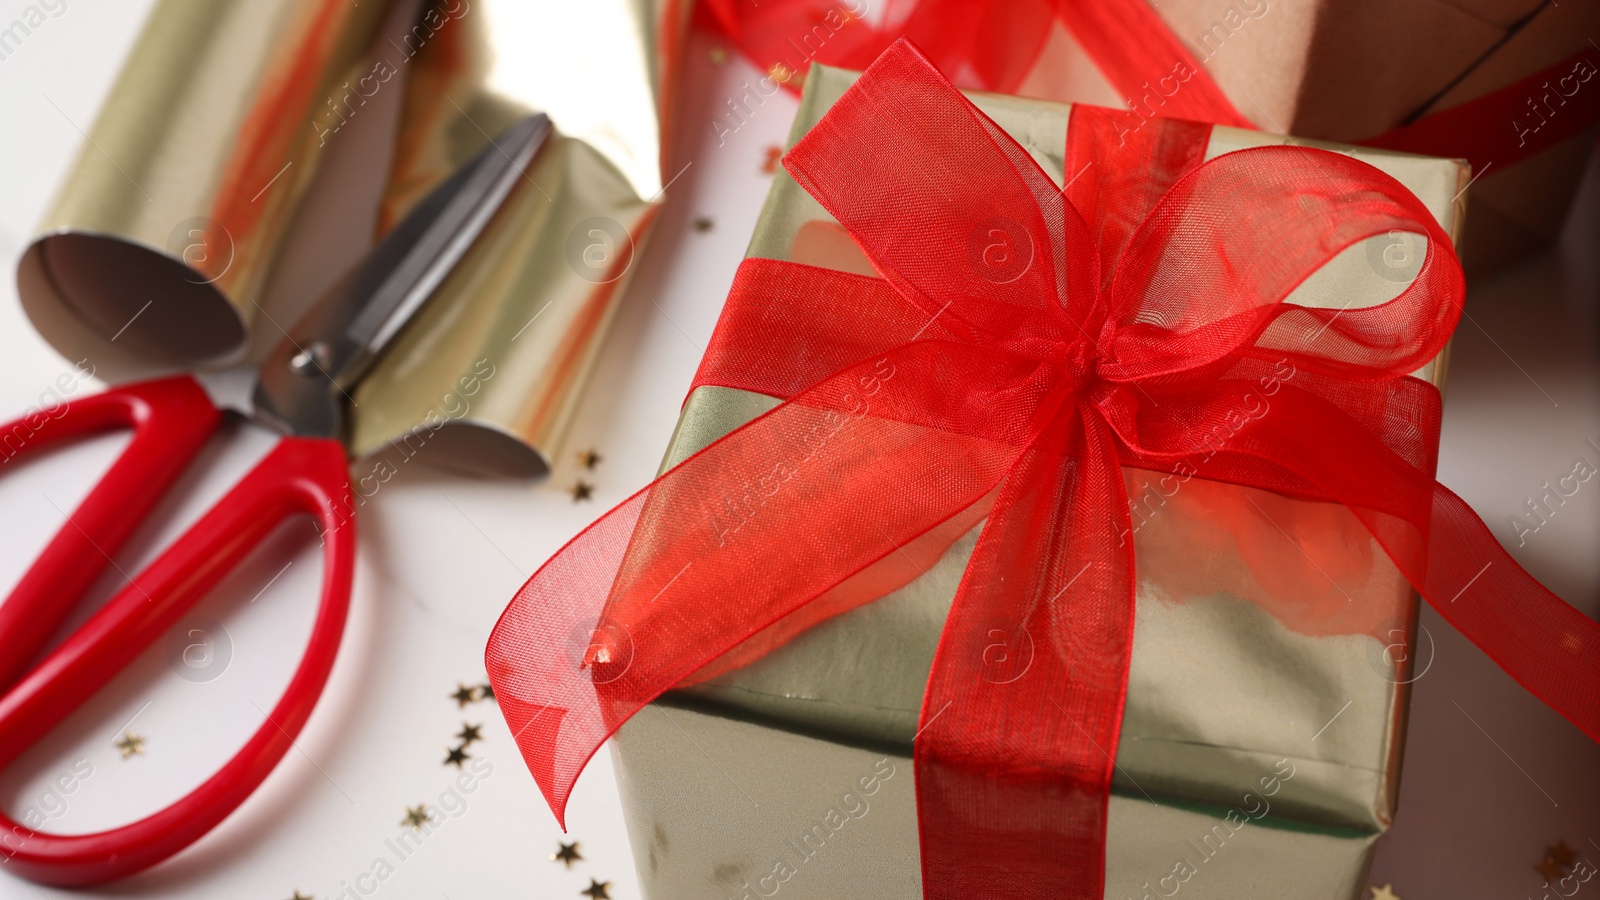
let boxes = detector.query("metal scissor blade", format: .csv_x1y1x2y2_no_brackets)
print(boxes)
252,113,552,441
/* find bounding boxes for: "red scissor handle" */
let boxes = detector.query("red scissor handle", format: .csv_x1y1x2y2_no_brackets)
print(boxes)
0,383,356,886
0,376,219,694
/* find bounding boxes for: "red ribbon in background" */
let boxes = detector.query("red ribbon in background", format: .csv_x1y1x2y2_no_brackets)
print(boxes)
700,0,1600,178
487,40,1600,897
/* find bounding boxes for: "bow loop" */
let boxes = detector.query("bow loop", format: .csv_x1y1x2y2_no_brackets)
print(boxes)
782,40,1105,358
1096,145,1465,385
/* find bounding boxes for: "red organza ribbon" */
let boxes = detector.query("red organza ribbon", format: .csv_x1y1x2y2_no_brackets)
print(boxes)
487,40,1600,898
697,0,1061,100
701,0,1598,175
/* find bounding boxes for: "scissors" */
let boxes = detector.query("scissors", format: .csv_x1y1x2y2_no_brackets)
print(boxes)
0,113,550,886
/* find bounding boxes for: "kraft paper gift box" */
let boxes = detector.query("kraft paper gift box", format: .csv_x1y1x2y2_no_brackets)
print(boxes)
609,63,1467,899
1016,0,1596,276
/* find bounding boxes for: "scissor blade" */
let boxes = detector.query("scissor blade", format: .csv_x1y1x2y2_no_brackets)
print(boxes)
252,113,552,441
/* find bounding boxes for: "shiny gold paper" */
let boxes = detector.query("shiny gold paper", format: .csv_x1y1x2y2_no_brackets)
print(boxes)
18,0,692,477
18,0,398,372
345,0,692,476
610,64,1468,899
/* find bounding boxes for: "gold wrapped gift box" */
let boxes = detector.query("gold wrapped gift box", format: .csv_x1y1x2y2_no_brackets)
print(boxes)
610,64,1467,899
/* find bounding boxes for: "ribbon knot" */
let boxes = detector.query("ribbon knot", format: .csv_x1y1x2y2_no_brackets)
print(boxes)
1054,335,1098,395
488,39,1600,900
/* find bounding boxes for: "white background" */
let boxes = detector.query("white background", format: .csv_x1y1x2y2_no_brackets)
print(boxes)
0,2,1595,899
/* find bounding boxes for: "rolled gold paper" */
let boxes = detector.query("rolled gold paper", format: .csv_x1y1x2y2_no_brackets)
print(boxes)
345,0,691,478
17,0,398,374
18,0,690,479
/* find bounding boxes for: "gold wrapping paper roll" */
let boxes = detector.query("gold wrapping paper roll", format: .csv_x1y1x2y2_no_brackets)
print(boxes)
344,0,690,477
17,0,691,478
18,0,397,372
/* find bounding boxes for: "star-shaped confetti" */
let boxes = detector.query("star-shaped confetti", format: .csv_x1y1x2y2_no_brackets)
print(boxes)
577,448,603,469
477,681,495,702
443,745,471,768
571,481,594,502
457,722,485,745
116,732,145,759
401,804,431,830
708,45,728,65
761,145,783,174
551,840,583,869
692,215,714,233
1370,885,1401,900
451,683,477,708
1538,853,1567,882
1550,840,1578,868
581,878,613,899
769,62,796,84
289,891,313,900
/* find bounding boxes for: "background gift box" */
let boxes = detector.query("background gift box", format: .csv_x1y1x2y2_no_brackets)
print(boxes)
704,0,1600,278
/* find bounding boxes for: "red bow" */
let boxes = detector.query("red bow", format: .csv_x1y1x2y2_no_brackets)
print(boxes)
488,40,1600,897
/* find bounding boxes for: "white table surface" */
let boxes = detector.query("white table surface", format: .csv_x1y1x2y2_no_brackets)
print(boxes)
0,3,1595,899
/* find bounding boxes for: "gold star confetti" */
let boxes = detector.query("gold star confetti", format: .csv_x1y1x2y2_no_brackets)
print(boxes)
443,745,471,768
1537,853,1567,882
1370,885,1401,900
1550,840,1579,869
708,45,728,65
692,215,714,233
477,682,495,702
401,804,431,830
451,683,477,708
551,840,583,869
581,878,613,899
577,448,603,469
769,62,795,84
457,722,485,745
571,481,595,502
761,145,783,175
289,891,313,900
115,732,145,759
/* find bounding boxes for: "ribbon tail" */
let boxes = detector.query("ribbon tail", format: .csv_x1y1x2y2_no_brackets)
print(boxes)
486,342,1038,825
1270,433,1600,744
1419,482,1600,740
916,404,1135,899
1112,374,1600,750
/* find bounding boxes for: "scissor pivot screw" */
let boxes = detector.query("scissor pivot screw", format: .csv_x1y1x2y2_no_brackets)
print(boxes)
289,342,333,375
